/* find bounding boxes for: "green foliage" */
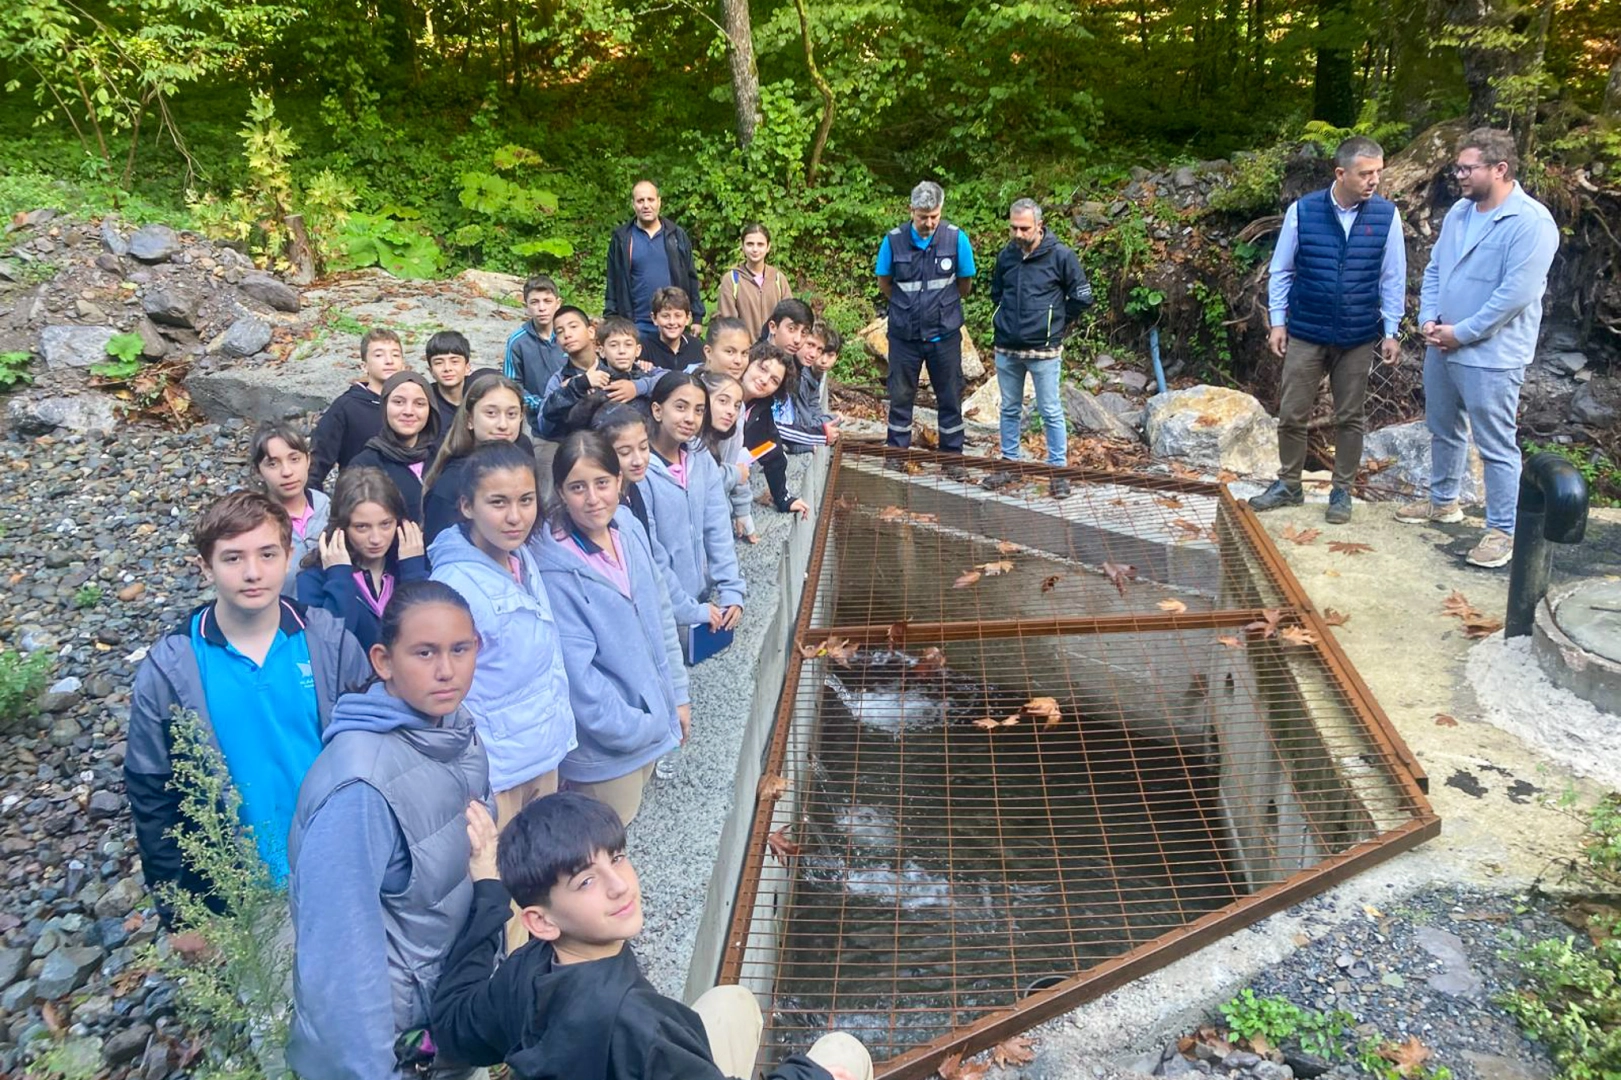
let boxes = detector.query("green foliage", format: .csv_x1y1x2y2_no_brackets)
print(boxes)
90,331,146,379
156,708,292,1079
1207,143,1290,216
1523,441,1621,509
0,648,51,722
72,584,102,609
1125,286,1166,320
1189,279,1235,380
449,146,573,270
329,207,443,280
0,350,34,389
1219,990,1351,1060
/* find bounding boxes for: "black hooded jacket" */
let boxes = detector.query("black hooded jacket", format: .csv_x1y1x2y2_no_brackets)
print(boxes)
989,229,1094,352
310,382,384,490
604,217,705,325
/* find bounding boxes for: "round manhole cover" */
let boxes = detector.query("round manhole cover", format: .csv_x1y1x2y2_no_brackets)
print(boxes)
1550,580,1621,664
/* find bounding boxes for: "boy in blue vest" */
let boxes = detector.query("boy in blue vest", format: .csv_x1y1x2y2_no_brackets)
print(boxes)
125,491,371,923
1250,136,1406,524
505,275,570,434
431,793,873,1080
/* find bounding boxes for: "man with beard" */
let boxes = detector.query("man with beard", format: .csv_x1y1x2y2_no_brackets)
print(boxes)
1397,127,1559,568
982,198,1093,497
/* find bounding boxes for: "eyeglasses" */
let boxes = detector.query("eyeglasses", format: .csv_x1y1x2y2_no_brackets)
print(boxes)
1452,162,1499,177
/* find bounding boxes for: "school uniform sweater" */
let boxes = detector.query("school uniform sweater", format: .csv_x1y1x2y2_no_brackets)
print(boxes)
742,401,799,511
538,361,662,440
295,554,430,652
421,434,536,546
346,447,429,524
638,449,746,616
638,330,706,372
281,489,332,597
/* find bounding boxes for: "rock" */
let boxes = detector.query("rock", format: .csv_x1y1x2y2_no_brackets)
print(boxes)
1117,370,1151,392
1173,166,1198,189
238,271,302,313
1569,383,1618,427
0,979,34,1012
47,715,82,746
141,286,200,329
1095,390,1136,414
455,268,523,303
1222,1051,1262,1069
48,1036,102,1076
0,948,27,989
139,1040,172,1080
1253,1064,1294,1080
1461,1051,1551,1080
962,369,1027,424
99,218,129,257
1282,1049,1332,1079
1062,384,1138,440
88,790,122,819
40,687,81,714
94,876,145,920
39,325,117,369
127,224,181,263
1144,385,1281,477
1361,421,1485,505
219,314,272,357
135,317,169,360
5,392,120,435
35,945,104,999
854,317,984,382
1551,350,1588,375
104,1023,152,1066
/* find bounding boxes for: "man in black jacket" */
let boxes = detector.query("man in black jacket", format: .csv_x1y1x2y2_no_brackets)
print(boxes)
604,181,705,336
985,198,1093,497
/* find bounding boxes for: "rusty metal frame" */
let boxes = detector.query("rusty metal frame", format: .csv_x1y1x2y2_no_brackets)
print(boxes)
717,442,1441,1078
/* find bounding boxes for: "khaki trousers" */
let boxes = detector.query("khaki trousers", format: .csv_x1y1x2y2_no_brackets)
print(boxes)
1275,337,1377,489
692,984,874,1080
494,771,559,951
565,762,657,827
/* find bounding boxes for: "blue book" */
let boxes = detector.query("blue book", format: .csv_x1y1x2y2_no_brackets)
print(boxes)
686,623,735,666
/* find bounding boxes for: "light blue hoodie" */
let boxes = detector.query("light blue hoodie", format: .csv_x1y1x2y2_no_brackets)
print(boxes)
534,508,686,784
638,447,746,617
429,525,575,791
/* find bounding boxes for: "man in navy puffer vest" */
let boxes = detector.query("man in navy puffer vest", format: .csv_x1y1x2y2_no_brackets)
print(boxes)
1250,136,1407,524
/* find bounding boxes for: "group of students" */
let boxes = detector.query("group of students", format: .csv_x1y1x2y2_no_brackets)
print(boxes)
124,236,872,1080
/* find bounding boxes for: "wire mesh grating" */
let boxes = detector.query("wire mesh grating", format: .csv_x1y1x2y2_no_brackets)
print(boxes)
719,443,1439,1079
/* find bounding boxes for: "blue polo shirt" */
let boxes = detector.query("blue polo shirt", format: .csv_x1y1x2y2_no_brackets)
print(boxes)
189,601,324,883
874,224,977,278
628,225,673,332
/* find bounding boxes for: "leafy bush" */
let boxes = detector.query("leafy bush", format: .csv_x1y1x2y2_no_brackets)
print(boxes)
328,206,444,280
1219,990,1350,1060
91,331,145,380
1523,441,1621,509
72,584,102,609
0,649,51,724
0,350,33,389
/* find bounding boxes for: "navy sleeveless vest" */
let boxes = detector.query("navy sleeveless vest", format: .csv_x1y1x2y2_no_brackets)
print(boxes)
1287,188,1395,348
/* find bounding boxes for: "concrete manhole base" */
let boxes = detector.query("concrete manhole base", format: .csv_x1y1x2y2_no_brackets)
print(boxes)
1532,580,1621,713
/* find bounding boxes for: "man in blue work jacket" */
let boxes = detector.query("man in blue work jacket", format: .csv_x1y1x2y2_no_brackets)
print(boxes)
877,180,975,473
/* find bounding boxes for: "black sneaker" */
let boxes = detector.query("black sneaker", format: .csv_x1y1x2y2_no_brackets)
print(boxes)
982,470,1018,491
1248,479,1304,511
1050,476,1073,498
1325,487,1353,524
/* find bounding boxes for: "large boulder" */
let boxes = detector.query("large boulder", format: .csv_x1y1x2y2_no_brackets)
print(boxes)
961,372,1024,426
127,224,181,263
6,392,120,435
856,317,985,382
1144,384,1281,477
142,286,200,328
456,268,524,302
238,272,302,313
219,315,273,358
39,325,116,369
1061,384,1139,441
1361,420,1485,505
36,945,104,999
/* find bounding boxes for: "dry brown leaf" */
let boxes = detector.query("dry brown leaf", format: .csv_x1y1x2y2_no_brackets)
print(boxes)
1102,561,1138,596
1022,696,1064,727
914,646,948,674
1279,625,1318,647
1440,590,1476,619
953,569,983,589
876,506,938,525
833,494,859,511
41,1000,64,1036
1217,470,1239,484
972,717,1002,731
902,461,925,475
1281,524,1322,546
1171,517,1205,539
887,620,910,648
937,1051,991,1080
996,541,1020,555
797,642,824,660
118,582,146,602
1244,608,1284,639
1328,540,1374,555
824,637,859,665
1157,598,1189,614
1041,575,1062,593
757,774,790,801
1461,613,1504,639
1217,634,1246,649
979,559,1014,576
990,1035,1037,1067
1247,1032,1271,1056
1156,495,1184,509
1434,713,1460,727
766,828,802,863
1377,1035,1432,1077
1321,608,1350,626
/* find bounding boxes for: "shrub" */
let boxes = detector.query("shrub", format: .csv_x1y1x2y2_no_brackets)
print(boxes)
0,649,52,724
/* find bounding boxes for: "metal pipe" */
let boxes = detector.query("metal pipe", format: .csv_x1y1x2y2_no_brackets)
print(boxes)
1148,326,1168,395
1505,451,1590,638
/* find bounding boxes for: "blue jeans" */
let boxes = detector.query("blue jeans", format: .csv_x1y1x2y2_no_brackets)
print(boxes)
1423,349,1525,532
994,352,1066,466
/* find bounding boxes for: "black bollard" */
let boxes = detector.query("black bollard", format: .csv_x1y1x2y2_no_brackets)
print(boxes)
1505,452,1589,638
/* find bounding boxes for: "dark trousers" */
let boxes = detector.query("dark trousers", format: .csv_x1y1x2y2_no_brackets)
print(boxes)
1276,337,1376,489
886,334,965,453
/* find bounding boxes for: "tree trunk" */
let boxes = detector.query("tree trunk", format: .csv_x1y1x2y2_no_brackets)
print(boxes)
1604,42,1621,116
1512,0,1552,157
723,0,761,148
793,0,835,186
1311,0,1356,126
285,214,318,286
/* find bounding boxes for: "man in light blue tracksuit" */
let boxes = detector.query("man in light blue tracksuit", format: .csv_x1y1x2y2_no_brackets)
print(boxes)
1397,127,1560,569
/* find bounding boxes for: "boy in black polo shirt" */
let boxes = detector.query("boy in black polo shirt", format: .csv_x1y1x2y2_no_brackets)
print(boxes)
125,491,371,921
640,286,708,370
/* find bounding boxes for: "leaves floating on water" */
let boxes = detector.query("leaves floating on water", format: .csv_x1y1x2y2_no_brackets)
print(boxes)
1281,524,1321,545
1171,517,1206,539
1243,609,1284,639
1102,561,1138,596
980,559,1014,576
1278,625,1318,647
833,494,859,511
1327,540,1374,555
1434,713,1460,727
1156,495,1184,509
1217,634,1245,649
876,506,939,525
972,716,1018,731
914,646,948,674
1158,599,1188,614
887,620,910,648
1322,608,1350,626
1021,696,1064,727
766,828,802,863
953,569,983,589
996,541,1020,555
991,1035,1037,1067
757,774,790,801
798,636,858,664
1041,575,1062,593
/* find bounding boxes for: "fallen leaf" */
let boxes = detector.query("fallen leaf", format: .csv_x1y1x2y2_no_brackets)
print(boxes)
1217,470,1239,484
1439,591,1504,638
766,829,802,862
797,642,824,659
1041,575,1061,593
1243,609,1284,639
1281,524,1322,545
876,506,939,525
1021,696,1064,727
169,932,212,963
886,620,910,648
6,572,20,585
936,1051,990,1080
1177,1035,1197,1055
914,646,948,673
1158,598,1189,614
1193,413,1221,428
1279,625,1318,647
990,1035,1037,1067
41,1000,64,1036
973,717,1002,731
1155,495,1184,509
1247,1032,1271,1056
757,774,790,801
953,569,983,589
903,461,924,475
1171,517,1205,539
1102,561,1138,596
979,559,1014,576
1321,608,1350,626
1217,635,1245,649
833,494,859,511
877,505,905,522
1327,540,1374,555
1363,904,1385,919
1440,590,1476,619
1460,613,1504,639
996,541,1020,555
1377,1034,1431,1077
824,637,859,665
1434,713,1460,727
999,714,1021,726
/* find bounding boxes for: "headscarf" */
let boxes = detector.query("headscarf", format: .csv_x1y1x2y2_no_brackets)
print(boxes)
365,370,442,464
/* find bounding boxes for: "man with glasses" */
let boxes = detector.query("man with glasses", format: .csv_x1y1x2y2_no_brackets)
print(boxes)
1396,127,1560,568
1250,135,1405,525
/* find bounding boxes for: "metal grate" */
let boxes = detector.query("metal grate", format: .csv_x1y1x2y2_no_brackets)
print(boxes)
719,443,1439,1080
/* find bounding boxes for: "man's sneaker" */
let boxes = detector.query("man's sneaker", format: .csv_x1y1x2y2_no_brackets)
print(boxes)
1394,498,1464,524
1467,528,1514,569
1050,476,1073,498
982,470,1018,491
1325,487,1353,525
1247,480,1303,511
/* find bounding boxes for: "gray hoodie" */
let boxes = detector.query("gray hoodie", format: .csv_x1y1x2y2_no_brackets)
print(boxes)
287,683,489,1080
